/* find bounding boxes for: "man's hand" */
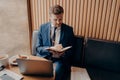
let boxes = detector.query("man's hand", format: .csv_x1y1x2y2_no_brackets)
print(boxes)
49,50,65,58
48,44,65,58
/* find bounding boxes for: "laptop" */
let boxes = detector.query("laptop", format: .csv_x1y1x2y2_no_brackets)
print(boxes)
16,59,53,77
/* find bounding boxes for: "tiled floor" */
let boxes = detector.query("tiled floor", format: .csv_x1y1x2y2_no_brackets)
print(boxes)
71,67,91,80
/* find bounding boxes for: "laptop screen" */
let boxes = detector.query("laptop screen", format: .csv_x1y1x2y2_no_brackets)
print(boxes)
16,59,53,77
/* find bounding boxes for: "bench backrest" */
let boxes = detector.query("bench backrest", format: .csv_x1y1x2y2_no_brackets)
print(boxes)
71,36,84,67
84,38,120,72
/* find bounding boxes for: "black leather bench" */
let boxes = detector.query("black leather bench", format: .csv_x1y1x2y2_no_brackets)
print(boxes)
82,38,120,80
71,36,84,67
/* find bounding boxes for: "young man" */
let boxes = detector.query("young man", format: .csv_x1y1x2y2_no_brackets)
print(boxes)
36,5,74,80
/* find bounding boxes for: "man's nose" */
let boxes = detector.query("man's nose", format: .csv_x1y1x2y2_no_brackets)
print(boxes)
56,20,60,24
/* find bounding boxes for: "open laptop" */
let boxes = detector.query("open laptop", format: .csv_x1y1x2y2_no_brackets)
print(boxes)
16,59,53,77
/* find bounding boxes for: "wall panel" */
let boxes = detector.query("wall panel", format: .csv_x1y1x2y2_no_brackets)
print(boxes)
0,0,30,55
30,0,120,42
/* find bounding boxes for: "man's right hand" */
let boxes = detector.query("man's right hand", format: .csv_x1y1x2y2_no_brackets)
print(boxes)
48,44,64,58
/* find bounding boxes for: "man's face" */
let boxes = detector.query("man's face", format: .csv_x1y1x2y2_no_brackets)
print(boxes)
50,13,63,27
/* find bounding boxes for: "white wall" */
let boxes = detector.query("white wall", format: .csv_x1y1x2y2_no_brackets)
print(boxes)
0,0,30,56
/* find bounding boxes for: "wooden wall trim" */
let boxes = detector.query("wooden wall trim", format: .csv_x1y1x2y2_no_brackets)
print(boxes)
29,0,120,42
27,0,32,54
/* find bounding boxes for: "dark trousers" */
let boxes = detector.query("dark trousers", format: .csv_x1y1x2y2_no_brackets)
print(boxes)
54,60,71,80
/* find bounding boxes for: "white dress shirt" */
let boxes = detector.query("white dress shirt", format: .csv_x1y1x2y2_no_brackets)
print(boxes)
51,24,61,45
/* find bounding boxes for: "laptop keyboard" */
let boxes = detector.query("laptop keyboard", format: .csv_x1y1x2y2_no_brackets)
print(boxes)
0,74,15,80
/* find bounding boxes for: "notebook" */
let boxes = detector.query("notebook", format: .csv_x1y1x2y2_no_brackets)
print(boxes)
16,59,53,77
46,46,72,52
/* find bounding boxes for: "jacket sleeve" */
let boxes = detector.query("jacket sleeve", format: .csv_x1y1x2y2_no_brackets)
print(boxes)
61,27,74,61
36,25,52,58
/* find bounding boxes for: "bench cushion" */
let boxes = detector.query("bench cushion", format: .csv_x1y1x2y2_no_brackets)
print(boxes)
84,38,120,72
87,67,120,80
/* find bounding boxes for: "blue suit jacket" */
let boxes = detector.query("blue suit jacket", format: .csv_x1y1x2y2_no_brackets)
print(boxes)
36,22,74,61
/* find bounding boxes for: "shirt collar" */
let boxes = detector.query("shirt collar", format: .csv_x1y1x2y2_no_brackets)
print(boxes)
51,24,61,30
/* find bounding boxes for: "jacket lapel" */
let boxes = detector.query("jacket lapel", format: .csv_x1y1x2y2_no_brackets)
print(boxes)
59,24,64,43
46,23,52,46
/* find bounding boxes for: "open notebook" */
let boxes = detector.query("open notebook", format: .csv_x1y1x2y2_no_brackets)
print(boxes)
0,69,23,80
46,46,72,52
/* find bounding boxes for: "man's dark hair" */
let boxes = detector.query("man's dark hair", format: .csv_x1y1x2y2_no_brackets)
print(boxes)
49,5,64,15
